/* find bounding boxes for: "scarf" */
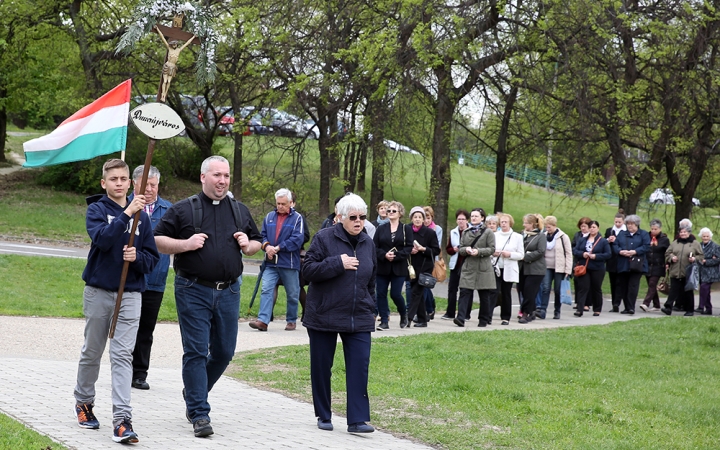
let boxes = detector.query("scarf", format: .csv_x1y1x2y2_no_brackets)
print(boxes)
524,229,539,237
377,216,390,226
546,229,559,250
677,236,696,244
412,224,422,232
427,220,436,230
611,224,627,235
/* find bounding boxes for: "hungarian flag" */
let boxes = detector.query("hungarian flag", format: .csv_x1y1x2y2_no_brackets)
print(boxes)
23,79,131,167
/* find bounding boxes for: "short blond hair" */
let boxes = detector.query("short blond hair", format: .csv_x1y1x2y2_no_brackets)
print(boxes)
545,215,557,226
423,206,435,220
376,200,390,211
498,213,515,228
388,201,405,218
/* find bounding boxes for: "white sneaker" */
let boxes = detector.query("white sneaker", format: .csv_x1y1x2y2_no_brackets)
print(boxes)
651,307,661,311
639,304,649,312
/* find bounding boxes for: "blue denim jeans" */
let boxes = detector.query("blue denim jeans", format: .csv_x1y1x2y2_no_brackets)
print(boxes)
257,267,300,324
539,269,565,312
376,274,407,322
174,274,241,423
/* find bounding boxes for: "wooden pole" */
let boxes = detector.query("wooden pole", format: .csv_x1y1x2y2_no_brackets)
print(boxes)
108,19,199,339
109,138,156,338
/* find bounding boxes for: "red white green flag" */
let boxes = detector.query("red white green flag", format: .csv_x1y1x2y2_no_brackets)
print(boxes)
23,80,131,167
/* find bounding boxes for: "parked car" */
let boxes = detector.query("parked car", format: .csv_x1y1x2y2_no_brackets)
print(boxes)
302,118,349,140
649,188,700,206
256,108,304,137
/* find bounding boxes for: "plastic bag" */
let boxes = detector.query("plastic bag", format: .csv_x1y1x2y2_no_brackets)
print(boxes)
560,278,573,305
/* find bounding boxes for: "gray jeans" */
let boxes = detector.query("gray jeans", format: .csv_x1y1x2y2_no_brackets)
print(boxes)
74,286,141,425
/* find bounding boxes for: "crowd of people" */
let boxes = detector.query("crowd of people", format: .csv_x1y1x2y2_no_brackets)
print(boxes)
370,202,719,330
73,162,718,445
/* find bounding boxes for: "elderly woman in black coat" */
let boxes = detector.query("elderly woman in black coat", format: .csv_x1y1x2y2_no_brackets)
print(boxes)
302,193,377,434
640,219,670,312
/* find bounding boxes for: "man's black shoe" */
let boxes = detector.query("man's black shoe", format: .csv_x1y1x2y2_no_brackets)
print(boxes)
194,419,214,437
132,379,149,390
661,307,672,316
611,306,619,313
453,318,465,327
620,310,634,315
317,419,333,431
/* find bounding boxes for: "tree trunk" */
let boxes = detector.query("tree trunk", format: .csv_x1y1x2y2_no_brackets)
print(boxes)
493,85,518,213
367,98,387,211
357,139,367,192
0,93,8,163
232,132,243,201
317,109,331,217
429,74,456,248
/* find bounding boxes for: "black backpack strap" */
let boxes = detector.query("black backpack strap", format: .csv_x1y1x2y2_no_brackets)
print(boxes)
229,197,245,232
189,194,202,233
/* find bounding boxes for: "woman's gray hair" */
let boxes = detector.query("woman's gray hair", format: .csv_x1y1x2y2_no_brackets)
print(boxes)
649,219,662,228
275,188,292,200
699,227,713,239
624,215,641,227
679,218,692,232
485,215,498,224
201,155,229,174
337,193,367,218
132,165,160,181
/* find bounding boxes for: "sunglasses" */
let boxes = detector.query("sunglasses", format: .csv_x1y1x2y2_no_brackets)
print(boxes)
348,214,367,221
387,209,398,213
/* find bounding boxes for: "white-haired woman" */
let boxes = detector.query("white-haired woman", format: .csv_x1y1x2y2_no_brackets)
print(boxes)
538,215,573,319
696,227,720,315
662,223,704,316
302,193,377,433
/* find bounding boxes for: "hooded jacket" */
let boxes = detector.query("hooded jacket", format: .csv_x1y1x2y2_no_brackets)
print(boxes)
82,194,159,292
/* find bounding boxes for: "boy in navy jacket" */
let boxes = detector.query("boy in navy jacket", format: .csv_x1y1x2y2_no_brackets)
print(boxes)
73,159,159,444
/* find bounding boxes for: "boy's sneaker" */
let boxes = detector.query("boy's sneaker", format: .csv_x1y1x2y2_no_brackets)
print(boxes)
75,403,100,429
112,419,139,444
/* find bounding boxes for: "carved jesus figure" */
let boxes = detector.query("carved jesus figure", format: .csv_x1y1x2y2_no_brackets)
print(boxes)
156,30,196,102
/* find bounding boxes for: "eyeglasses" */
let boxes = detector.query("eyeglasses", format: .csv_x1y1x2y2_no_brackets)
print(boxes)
457,218,467,221
348,214,367,221
387,209,398,213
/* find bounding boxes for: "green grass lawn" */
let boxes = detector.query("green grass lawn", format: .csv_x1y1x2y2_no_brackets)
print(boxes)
0,412,67,449
0,254,345,320
228,318,720,449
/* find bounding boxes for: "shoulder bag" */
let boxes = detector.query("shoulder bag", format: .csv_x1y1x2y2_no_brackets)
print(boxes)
657,268,671,295
574,238,600,277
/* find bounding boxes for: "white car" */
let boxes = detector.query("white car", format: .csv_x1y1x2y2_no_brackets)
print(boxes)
649,188,700,206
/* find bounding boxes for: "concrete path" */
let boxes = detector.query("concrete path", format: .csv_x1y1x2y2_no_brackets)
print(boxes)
0,296,675,450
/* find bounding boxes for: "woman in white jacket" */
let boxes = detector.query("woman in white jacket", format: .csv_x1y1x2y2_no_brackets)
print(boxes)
493,213,525,325
537,216,573,319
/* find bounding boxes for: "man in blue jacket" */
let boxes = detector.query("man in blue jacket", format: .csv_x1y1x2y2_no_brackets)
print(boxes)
249,188,306,331
129,165,172,391
74,159,159,444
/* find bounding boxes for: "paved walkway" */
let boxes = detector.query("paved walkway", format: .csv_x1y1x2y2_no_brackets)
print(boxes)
0,291,683,450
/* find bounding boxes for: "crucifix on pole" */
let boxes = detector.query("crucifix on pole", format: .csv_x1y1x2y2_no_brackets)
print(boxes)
111,5,215,337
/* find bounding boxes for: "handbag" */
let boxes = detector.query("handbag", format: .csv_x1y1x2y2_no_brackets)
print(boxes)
560,278,573,305
657,269,671,295
574,237,601,277
418,272,437,288
407,258,416,280
433,258,447,282
685,263,699,291
628,255,645,272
